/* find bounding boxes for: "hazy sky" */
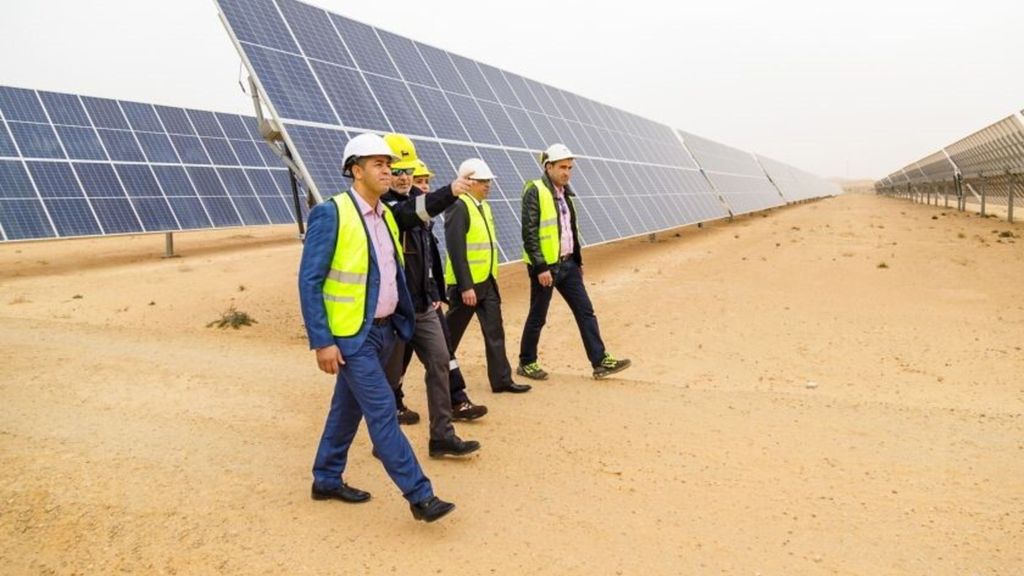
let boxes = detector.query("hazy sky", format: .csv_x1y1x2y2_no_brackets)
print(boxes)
2,0,1022,179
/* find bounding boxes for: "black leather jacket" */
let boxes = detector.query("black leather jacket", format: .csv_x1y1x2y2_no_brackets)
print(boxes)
382,185,457,312
520,173,583,274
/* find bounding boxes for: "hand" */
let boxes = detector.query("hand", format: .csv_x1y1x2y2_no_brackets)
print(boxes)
316,345,345,375
431,301,442,310
537,270,553,287
451,173,474,196
461,289,477,307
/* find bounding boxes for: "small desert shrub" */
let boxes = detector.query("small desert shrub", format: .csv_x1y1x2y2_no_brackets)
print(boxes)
207,307,257,329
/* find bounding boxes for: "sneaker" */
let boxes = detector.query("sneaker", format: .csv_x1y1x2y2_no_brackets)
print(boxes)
516,362,549,381
397,403,420,425
592,354,631,379
452,400,488,421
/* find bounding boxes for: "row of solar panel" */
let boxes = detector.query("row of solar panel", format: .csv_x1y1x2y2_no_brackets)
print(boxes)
0,160,297,241
0,86,261,138
0,87,283,168
218,0,693,175
225,1,837,224
0,85,302,242
284,122,727,263
225,0,680,141
877,113,1024,190
757,155,843,204
0,117,280,168
216,0,841,233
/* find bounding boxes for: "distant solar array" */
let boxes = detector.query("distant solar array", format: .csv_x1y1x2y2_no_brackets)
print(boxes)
758,155,843,203
876,111,1024,219
0,85,300,242
679,130,785,215
214,0,837,263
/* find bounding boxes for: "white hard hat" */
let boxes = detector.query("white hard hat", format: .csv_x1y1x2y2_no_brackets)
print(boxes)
540,143,574,166
458,158,495,181
342,133,400,177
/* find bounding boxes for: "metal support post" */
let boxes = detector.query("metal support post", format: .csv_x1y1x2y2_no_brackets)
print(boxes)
1009,173,1015,223
162,233,178,259
980,175,987,216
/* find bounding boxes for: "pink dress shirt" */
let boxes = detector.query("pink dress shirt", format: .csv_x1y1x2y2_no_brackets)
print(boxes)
352,191,398,318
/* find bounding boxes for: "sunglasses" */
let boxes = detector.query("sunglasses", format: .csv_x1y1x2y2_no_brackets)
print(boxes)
391,168,415,176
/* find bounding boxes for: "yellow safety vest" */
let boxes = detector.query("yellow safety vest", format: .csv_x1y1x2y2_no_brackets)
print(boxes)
522,179,573,265
445,195,498,285
323,192,403,337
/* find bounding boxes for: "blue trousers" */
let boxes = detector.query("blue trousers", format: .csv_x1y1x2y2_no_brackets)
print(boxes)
519,259,606,368
312,323,433,504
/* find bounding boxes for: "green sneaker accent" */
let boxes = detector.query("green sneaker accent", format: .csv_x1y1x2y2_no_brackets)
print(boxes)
516,362,549,381
593,355,631,379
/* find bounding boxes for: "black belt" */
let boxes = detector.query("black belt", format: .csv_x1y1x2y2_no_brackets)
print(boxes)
372,315,392,326
557,255,573,263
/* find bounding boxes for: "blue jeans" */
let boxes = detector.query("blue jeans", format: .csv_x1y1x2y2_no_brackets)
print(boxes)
519,259,606,368
312,323,433,504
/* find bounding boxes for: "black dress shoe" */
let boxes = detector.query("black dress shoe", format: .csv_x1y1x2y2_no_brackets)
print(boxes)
311,482,371,503
410,496,455,522
492,381,531,393
429,435,481,458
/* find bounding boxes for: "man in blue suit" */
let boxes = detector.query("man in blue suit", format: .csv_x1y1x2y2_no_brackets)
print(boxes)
298,133,470,522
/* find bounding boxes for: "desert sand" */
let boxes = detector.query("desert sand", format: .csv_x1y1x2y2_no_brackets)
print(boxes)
1,192,1021,575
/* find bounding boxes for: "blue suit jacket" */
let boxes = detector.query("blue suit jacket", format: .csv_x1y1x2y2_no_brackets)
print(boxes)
298,191,415,357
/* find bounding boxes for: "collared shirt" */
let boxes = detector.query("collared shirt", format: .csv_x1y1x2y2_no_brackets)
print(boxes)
553,185,574,257
352,190,398,318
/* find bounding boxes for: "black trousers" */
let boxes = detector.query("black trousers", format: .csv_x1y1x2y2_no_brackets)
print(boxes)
445,278,514,391
519,259,606,368
390,307,470,406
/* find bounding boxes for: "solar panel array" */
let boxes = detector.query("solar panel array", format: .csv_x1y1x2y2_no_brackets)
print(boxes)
0,85,300,242
215,0,842,264
876,112,1024,209
757,155,844,203
678,130,785,215
0,1,838,248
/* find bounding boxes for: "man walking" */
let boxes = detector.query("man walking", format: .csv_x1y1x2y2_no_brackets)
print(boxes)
517,143,631,380
298,133,456,522
444,158,531,394
379,133,482,458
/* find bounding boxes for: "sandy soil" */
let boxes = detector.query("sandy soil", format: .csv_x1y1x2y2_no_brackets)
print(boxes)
1,193,1021,575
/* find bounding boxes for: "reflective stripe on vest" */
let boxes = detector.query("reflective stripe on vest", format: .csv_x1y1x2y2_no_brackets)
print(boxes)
522,179,569,265
323,192,403,337
445,195,499,285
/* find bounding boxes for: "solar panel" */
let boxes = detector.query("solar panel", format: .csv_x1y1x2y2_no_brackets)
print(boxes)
757,155,842,203
215,0,734,263
0,85,301,242
876,113,1023,211
216,0,838,260
678,130,784,215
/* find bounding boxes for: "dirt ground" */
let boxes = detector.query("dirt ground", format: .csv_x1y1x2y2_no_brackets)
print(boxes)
1,193,1021,575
